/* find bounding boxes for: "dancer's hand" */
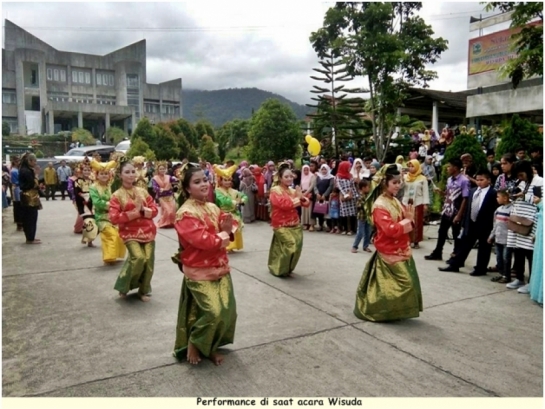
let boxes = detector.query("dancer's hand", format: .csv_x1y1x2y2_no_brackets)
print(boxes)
295,186,303,199
220,214,233,233
405,204,415,222
143,207,152,218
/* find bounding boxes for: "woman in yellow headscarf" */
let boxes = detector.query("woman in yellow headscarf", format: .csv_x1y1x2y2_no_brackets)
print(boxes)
401,159,429,249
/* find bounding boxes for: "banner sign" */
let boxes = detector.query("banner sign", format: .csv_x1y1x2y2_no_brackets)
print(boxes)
468,21,542,76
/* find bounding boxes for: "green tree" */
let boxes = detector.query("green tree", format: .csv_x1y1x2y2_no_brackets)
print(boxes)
199,135,220,164
307,49,365,157
496,114,542,156
484,2,543,88
131,117,156,148
195,120,215,141
71,128,96,145
310,2,448,160
165,121,199,162
247,99,301,164
105,126,129,145
126,137,155,160
440,129,487,186
153,123,181,160
2,121,10,136
175,118,199,148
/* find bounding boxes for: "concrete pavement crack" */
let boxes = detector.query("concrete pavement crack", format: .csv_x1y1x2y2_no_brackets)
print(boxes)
425,290,511,310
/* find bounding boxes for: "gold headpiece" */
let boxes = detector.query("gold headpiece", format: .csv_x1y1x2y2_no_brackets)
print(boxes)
90,158,117,173
155,159,168,169
213,164,237,180
132,156,146,165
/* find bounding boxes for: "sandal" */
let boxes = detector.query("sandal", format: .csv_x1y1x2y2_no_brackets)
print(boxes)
497,277,511,284
309,227,315,232
413,244,420,249
490,275,504,282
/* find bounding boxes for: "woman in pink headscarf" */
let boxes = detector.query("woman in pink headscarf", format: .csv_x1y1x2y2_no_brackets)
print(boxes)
300,164,316,230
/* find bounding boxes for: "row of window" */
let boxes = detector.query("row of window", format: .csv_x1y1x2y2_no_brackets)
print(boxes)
46,93,116,105
46,68,115,87
144,102,180,115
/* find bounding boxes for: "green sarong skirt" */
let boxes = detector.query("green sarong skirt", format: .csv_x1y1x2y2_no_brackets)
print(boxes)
268,226,303,277
354,252,423,322
174,274,237,360
114,240,155,296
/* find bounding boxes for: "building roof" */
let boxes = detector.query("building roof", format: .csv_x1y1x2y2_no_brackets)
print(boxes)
405,88,477,110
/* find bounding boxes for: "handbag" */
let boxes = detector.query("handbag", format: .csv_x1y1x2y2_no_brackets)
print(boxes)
507,214,533,236
313,200,329,215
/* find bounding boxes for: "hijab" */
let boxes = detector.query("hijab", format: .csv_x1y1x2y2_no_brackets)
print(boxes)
350,158,369,179
405,159,426,183
336,161,352,180
300,165,313,191
318,164,334,180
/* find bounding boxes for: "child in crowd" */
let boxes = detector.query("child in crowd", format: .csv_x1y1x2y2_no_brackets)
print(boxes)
352,179,372,253
491,163,501,187
328,187,340,234
488,190,513,283
506,186,538,292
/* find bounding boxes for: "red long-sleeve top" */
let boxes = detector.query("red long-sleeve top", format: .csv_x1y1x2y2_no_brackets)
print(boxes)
269,185,310,229
108,187,158,243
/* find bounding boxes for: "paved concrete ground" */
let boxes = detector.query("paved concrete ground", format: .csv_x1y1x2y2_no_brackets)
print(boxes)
2,199,543,397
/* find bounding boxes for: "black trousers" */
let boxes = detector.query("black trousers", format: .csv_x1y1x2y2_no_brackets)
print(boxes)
513,248,533,282
450,221,492,272
432,214,462,256
59,181,68,199
13,200,23,226
21,205,38,242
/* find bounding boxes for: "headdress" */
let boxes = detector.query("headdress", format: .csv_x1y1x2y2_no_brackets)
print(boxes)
90,158,117,174
132,156,146,165
176,162,201,203
213,164,237,180
155,160,168,174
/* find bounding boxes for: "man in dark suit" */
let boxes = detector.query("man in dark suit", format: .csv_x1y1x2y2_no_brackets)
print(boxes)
439,169,498,275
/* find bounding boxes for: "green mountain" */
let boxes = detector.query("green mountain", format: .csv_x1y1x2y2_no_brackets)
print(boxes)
182,87,311,127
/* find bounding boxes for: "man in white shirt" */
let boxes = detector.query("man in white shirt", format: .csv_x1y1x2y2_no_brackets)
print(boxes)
439,169,498,275
418,142,428,161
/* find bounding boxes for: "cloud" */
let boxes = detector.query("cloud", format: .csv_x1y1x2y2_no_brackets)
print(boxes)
2,1,493,106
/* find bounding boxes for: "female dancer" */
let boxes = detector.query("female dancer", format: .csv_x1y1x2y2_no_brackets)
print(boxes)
89,159,126,265
173,163,238,366
354,165,423,322
132,156,149,190
109,158,158,302
74,158,98,247
402,159,429,249
268,163,310,277
152,161,177,228
214,165,247,252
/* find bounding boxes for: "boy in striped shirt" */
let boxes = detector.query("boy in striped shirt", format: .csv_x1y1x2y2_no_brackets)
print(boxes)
488,190,513,283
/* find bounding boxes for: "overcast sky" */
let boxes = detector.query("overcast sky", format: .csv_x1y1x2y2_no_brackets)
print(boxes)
2,1,500,106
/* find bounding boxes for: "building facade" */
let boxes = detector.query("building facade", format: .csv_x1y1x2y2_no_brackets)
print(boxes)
465,12,543,126
2,19,183,138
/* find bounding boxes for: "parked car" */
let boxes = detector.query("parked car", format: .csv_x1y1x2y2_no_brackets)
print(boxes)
115,139,130,154
54,145,116,162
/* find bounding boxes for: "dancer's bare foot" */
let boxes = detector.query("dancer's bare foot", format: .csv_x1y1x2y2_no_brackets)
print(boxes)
26,239,41,244
87,242,96,248
119,292,127,299
187,343,201,365
209,352,224,366
139,295,151,302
